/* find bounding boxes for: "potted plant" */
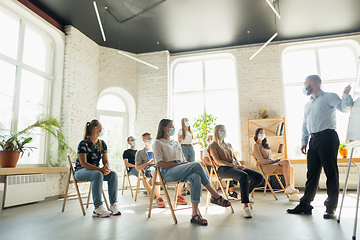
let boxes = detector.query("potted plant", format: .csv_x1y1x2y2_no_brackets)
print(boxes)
192,112,217,159
339,143,348,158
0,115,75,168
258,108,269,119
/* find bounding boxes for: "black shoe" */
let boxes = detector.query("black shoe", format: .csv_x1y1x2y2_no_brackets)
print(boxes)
228,191,238,199
323,208,336,219
287,204,313,215
186,190,190,195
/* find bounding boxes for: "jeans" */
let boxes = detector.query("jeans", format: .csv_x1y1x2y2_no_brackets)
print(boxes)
181,145,195,162
161,162,211,203
144,165,156,178
74,168,118,207
300,129,340,210
217,166,264,203
128,167,139,177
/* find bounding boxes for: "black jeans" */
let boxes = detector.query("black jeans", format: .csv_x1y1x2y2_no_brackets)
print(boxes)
300,129,340,210
217,166,264,203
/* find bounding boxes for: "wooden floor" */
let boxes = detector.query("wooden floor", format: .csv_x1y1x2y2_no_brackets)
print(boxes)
0,189,359,240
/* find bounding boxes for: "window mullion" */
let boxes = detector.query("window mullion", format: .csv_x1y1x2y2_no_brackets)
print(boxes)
202,60,206,113
315,48,321,76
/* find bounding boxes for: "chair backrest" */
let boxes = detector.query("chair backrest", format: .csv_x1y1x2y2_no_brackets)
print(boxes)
251,153,268,176
67,155,77,173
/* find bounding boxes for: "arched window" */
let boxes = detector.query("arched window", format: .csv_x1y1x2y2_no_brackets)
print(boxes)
171,53,240,158
282,40,360,159
0,4,57,165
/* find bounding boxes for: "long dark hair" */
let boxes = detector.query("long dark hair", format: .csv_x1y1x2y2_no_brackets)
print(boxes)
181,118,193,140
254,128,270,149
156,119,173,139
84,119,103,151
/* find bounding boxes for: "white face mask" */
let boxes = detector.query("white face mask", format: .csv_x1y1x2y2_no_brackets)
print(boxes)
184,121,190,127
302,84,313,96
99,128,104,137
258,133,266,140
146,139,153,146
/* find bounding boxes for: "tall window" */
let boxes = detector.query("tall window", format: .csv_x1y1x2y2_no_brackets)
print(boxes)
97,94,128,173
0,7,53,165
282,41,359,159
171,54,240,157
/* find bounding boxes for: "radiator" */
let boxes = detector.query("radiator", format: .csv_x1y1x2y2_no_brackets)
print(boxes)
319,163,359,190
5,174,46,207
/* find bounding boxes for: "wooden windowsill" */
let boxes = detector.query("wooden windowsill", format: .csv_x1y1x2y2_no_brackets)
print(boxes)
290,158,360,164
0,167,68,175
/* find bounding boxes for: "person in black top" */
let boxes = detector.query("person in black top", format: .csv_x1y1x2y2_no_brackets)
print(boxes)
123,136,138,176
74,119,121,217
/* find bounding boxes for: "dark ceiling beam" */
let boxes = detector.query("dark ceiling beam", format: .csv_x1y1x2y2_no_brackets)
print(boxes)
17,0,64,32
120,0,166,24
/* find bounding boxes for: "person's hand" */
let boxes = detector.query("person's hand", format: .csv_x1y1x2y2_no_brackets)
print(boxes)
300,145,307,155
275,158,281,162
148,159,155,165
344,85,351,95
239,165,245,171
101,164,111,176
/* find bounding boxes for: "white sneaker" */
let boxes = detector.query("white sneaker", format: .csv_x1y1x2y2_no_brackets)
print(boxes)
109,202,122,215
92,205,111,218
285,185,299,194
289,194,300,202
243,207,253,218
249,198,254,204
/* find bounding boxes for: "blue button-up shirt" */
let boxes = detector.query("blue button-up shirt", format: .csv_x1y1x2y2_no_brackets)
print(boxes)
301,89,353,146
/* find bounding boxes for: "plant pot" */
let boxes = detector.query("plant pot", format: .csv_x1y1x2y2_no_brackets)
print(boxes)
0,150,21,168
339,149,348,158
260,112,268,119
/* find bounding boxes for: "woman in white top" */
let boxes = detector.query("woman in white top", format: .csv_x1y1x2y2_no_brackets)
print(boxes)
252,128,299,199
153,119,231,225
178,117,202,162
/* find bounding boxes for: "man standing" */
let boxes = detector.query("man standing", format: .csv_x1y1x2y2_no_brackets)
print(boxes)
287,75,353,219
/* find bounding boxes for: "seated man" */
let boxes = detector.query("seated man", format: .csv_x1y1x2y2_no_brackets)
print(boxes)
123,136,138,177
135,132,165,208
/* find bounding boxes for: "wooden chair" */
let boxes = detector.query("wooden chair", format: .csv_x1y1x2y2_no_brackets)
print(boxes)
205,155,237,213
134,169,151,202
62,155,109,216
251,157,289,200
121,166,135,197
148,164,195,224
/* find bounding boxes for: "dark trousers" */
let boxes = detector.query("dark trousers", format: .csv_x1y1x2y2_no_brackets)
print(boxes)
300,129,340,210
217,166,264,203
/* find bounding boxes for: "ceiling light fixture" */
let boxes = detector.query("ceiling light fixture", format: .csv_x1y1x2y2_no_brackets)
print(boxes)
249,32,278,60
93,1,106,41
265,0,281,19
118,51,159,69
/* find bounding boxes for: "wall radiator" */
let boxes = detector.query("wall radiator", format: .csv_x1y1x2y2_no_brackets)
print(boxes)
319,163,359,190
5,174,46,208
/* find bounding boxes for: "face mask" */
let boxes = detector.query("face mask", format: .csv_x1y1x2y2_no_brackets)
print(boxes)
258,133,266,140
146,139,153,146
302,84,313,96
219,131,227,139
167,128,175,137
184,121,190,127
99,128,104,137
131,141,136,147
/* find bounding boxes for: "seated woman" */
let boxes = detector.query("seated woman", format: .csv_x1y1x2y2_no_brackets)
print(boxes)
153,119,231,226
209,124,264,218
252,127,299,201
74,119,121,217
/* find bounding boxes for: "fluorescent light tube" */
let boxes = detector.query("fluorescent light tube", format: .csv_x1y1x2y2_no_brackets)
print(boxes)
93,1,106,41
249,32,278,60
265,0,281,20
118,51,159,69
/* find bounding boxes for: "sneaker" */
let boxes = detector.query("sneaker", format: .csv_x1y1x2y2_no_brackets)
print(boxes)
177,195,188,205
92,205,112,218
287,204,313,215
156,197,165,208
249,198,254,204
228,191,238,200
289,194,300,202
109,203,122,215
243,207,253,218
285,185,299,194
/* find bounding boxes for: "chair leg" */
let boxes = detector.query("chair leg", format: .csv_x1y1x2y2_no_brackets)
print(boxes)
86,183,92,209
143,176,151,202
174,183,179,209
122,169,126,195
266,178,278,201
127,174,134,197
148,171,157,219
162,180,178,224
102,190,109,209
62,172,71,212
275,175,289,198
74,181,86,216
135,173,141,201
217,179,234,213
205,189,211,211
264,176,268,196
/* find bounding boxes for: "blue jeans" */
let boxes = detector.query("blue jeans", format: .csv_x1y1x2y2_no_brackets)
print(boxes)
161,162,210,203
128,167,139,176
181,145,195,162
217,166,264,203
74,168,118,207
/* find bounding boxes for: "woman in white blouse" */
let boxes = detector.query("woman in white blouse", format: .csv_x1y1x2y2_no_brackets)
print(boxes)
153,119,231,225
178,117,202,162
252,128,299,199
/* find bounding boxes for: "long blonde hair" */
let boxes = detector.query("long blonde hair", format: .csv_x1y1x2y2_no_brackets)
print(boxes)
180,118,193,140
213,124,233,158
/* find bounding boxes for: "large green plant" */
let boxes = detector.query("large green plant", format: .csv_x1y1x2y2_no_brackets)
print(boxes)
0,115,76,167
192,112,217,147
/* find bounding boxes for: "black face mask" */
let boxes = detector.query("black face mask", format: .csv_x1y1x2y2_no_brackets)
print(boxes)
302,84,313,96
